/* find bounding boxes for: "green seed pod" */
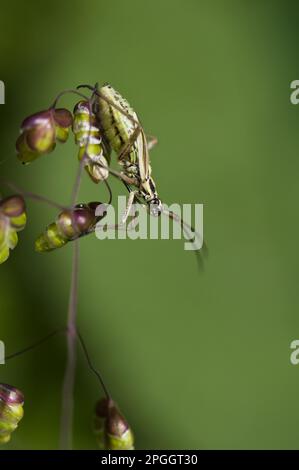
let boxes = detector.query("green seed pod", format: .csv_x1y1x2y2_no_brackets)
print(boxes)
94,398,134,450
73,101,110,183
0,195,26,264
16,108,73,164
0,384,24,445
53,108,73,143
35,202,101,252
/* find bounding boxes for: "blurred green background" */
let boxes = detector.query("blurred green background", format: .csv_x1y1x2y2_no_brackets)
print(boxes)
1,0,299,450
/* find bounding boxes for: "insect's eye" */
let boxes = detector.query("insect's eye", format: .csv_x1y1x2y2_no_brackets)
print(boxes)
149,199,162,217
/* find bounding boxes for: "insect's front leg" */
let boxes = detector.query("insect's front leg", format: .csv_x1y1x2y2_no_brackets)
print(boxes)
94,191,138,232
120,190,138,225
93,214,139,233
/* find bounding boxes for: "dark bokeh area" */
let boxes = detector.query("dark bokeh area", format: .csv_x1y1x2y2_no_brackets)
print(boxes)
1,0,299,449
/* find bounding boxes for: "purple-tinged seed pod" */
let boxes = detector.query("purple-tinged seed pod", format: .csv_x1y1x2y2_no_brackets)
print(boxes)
20,110,53,131
17,108,73,164
0,383,24,445
0,195,26,218
53,108,73,129
0,195,27,264
71,204,96,234
56,205,95,239
53,108,73,143
0,384,24,405
94,398,134,450
35,202,101,253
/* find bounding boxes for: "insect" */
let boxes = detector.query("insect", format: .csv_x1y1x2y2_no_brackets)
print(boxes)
35,201,104,252
15,84,204,261
78,83,203,253
0,383,24,445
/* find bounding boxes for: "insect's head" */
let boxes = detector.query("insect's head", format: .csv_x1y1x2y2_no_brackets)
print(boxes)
148,198,163,217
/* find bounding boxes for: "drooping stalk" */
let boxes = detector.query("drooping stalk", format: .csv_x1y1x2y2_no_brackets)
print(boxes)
59,240,80,449
5,328,65,361
76,331,110,399
0,179,68,211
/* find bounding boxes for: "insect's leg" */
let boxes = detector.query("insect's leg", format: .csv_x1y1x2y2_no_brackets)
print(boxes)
94,214,139,233
165,209,205,248
117,125,142,162
94,190,138,233
103,179,113,205
146,135,158,151
51,89,91,109
97,162,139,186
120,190,138,225
77,84,95,92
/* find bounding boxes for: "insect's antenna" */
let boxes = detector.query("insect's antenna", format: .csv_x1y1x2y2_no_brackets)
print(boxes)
5,327,66,361
50,89,91,109
163,208,205,271
77,84,96,92
0,179,69,211
75,330,110,399
104,179,113,205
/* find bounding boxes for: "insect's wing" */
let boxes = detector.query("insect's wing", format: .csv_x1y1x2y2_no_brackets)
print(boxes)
137,129,150,182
